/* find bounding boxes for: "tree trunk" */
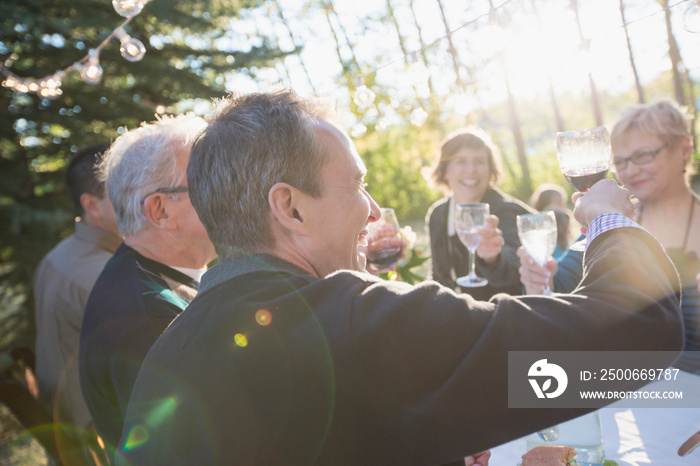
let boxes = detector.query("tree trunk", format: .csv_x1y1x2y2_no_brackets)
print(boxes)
619,0,645,103
272,0,317,94
570,0,603,125
500,53,532,194
435,0,465,89
407,0,436,96
530,0,565,131
660,0,687,105
325,0,361,73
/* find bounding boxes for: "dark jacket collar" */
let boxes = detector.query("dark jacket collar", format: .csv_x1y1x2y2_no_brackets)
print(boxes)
199,254,311,295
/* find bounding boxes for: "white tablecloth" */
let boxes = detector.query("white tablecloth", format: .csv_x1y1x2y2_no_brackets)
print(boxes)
489,370,700,465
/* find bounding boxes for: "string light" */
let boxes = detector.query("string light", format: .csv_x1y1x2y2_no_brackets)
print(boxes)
115,26,147,62
353,76,376,107
1,0,151,97
113,0,147,18
0,0,693,134
78,49,104,85
683,1,700,32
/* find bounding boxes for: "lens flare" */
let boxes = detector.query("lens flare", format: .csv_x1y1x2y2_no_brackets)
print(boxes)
255,309,272,326
123,425,149,450
234,333,248,347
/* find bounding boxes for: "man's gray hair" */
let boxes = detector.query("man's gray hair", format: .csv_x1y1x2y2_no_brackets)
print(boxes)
99,114,206,236
188,89,334,260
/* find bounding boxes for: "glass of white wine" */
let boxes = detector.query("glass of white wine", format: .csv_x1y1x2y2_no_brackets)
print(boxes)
517,211,557,295
454,202,489,288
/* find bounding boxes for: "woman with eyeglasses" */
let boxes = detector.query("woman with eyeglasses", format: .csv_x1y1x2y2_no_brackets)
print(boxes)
611,99,700,371
521,99,700,372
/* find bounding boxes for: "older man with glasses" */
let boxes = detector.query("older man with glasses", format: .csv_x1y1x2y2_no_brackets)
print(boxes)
79,114,217,459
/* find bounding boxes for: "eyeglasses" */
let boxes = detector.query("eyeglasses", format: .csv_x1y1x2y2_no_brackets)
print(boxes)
139,186,189,204
612,144,667,171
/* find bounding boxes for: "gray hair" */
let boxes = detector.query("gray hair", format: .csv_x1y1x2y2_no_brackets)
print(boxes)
611,99,692,151
188,90,333,260
99,114,207,236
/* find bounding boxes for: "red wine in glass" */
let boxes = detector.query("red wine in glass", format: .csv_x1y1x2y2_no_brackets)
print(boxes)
366,247,402,270
556,126,612,251
564,169,609,192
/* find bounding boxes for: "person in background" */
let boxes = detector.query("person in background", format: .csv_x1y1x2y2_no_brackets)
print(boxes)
116,90,681,466
519,99,700,374
79,115,217,459
33,144,122,464
612,99,700,372
528,182,567,212
425,129,535,300
529,182,574,260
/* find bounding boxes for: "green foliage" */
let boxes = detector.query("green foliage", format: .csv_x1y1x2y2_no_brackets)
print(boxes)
0,0,283,354
357,121,442,223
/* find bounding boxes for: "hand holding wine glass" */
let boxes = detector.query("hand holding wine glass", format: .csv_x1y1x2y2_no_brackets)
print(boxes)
365,208,404,274
517,246,557,295
572,179,636,230
517,211,557,295
454,202,490,288
556,125,611,250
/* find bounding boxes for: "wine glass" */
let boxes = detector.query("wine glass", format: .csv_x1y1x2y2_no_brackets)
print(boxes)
517,211,557,295
556,126,611,251
454,203,489,288
365,208,404,274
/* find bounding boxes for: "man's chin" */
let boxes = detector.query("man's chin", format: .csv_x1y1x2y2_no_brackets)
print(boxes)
357,251,368,273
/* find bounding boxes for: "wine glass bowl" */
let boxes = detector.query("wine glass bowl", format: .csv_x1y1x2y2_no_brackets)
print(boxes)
556,126,611,251
365,208,403,274
454,202,489,288
517,211,557,295
556,126,612,192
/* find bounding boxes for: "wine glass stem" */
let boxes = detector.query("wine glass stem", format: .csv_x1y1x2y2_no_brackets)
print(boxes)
468,247,477,278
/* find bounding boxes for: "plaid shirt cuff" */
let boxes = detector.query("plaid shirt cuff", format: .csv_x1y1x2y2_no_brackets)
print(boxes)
586,213,642,251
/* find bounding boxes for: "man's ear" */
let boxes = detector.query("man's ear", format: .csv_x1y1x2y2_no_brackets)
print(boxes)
268,182,308,235
142,195,173,229
79,193,101,221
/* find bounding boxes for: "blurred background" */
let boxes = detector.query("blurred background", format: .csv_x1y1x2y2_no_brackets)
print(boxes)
1,2,700,458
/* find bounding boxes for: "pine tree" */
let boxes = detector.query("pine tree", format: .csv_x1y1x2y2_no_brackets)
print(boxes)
0,0,286,351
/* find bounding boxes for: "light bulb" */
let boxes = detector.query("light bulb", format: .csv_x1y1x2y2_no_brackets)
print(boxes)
406,52,430,86
2,76,18,88
28,81,39,92
113,0,145,18
80,50,103,84
115,27,146,62
350,122,367,139
488,7,499,26
410,107,428,127
354,85,375,107
120,37,146,62
683,1,700,33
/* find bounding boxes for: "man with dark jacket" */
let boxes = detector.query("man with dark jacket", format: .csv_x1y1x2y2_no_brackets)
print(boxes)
117,90,683,466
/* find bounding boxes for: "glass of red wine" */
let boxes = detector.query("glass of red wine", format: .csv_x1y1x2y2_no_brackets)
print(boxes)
365,208,404,274
556,126,611,251
454,202,490,288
